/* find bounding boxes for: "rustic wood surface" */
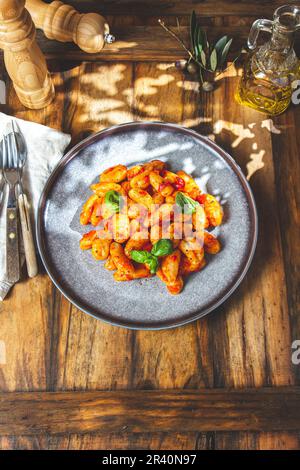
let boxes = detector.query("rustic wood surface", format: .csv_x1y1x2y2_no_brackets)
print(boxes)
0,0,299,450
1,388,300,435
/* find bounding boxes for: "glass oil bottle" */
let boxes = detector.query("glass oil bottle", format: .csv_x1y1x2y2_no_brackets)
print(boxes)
236,5,300,115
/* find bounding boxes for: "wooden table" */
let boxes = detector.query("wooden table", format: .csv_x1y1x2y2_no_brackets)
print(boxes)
0,0,300,450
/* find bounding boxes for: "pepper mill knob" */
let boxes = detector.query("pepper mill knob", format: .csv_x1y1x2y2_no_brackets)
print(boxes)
104,33,115,45
26,0,115,54
0,0,54,109
73,11,114,53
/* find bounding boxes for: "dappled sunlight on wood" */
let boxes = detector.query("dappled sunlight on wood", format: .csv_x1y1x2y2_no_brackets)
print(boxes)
80,64,128,96
78,98,125,114
215,62,243,80
102,39,138,53
243,120,280,179
214,119,255,148
0,340,6,365
59,63,192,137
77,107,134,128
49,62,275,184
261,119,281,134
134,74,175,96
246,149,265,181
20,62,284,186
134,103,159,116
176,80,199,91
156,63,176,71
7,61,281,185
181,117,211,128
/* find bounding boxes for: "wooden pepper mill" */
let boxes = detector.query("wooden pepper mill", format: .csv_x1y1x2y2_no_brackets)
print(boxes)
0,0,54,109
26,0,115,53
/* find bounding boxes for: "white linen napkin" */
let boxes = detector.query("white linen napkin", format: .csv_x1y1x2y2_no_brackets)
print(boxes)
0,112,71,300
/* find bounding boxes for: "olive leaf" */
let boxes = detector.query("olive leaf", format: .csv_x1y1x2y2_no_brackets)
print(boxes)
200,49,207,67
220,38,233,67
210,48,218,71
188,10,238,73
190,10,209,64
214,35,228,59
202,29,209,50
159,10,239,80
190,10,197,51
194,24,203,58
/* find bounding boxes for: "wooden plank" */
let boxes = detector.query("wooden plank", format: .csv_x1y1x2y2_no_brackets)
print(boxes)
130,63,214,390
0,388,300,435
214,431,300,450
61,0,295,17
202,70,294,388
1,431,299,450
272,106,300,384
130,65,294,390
49,63,136,391
257,432,300,450
54,62,215,393
32,26,247,62
0,71,70,392
0,71,71,394
0,432,200,450
0,64,136,393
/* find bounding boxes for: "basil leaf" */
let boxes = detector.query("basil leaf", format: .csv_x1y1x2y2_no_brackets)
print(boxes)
131,250,159,274
175,192,200,214
130,250,150,264
147,255,159,274
104,190,122,213
151,239,174,257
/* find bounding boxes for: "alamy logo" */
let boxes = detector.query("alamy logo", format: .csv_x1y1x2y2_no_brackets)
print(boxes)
291,340,300,365
292,80,300,105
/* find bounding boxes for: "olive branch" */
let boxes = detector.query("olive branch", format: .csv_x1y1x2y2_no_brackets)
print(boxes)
158,11,240,85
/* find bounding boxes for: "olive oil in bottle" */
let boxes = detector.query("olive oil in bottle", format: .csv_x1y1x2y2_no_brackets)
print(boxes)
236,5,300,116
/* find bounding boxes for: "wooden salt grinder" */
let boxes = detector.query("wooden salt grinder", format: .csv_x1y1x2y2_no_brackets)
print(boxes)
26,0,115,53
0,0,54,109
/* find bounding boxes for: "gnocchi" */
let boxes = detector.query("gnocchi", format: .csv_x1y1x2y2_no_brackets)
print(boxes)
79,161,223,295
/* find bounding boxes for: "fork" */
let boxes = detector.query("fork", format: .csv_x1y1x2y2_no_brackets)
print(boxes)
1,130,20,283
0,171,5,214
0,142,6,214
6,121,38,278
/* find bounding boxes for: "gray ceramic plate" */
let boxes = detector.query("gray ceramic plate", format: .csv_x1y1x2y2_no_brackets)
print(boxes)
37,122,257,330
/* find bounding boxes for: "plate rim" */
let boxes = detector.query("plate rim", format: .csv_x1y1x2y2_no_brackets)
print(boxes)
36,121,258,330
